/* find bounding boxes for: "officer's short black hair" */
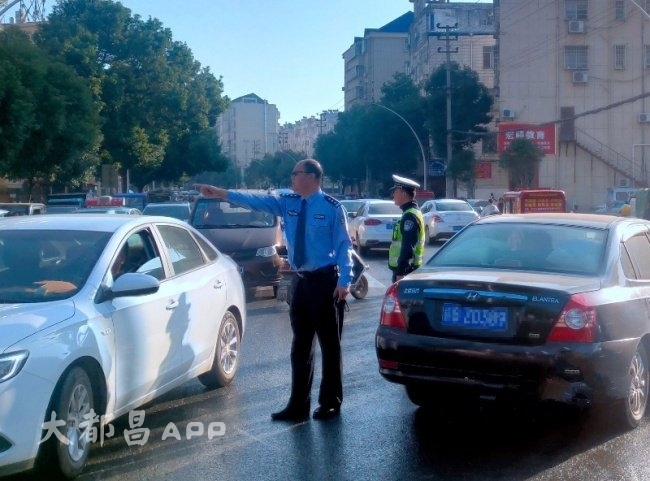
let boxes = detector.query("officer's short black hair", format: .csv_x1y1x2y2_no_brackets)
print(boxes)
302,158,323,180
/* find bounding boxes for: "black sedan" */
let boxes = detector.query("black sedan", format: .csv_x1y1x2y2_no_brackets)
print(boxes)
376,213,650,429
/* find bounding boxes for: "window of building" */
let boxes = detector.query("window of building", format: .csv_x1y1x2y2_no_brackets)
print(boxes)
565,0,588,20
564,46,588,70
355,65,365,77
483,46,494,70
355,86,364,100
614,45,626,70
615,0,625,20
481,132,497,154
645,45,650,69
354,39,365,56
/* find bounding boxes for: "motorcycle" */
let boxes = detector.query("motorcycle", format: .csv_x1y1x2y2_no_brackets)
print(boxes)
277,249,369,304
349,249,369,299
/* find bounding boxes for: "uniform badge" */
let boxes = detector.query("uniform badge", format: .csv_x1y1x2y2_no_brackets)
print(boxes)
403,220,415,231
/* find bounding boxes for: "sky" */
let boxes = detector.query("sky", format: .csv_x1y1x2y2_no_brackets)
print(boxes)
113,0,489,124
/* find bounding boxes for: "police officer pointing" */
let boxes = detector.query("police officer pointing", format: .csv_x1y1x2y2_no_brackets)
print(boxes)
196,158,353,422
388,174,425,283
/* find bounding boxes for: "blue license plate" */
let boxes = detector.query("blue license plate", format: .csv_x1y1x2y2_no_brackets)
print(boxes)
442,303,508,331
453,225,463,231
386,223,395,230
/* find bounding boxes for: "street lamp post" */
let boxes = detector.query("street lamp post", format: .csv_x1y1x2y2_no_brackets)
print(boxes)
372,103,428,191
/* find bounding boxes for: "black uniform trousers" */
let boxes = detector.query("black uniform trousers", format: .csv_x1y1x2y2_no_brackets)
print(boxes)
288,266,342,410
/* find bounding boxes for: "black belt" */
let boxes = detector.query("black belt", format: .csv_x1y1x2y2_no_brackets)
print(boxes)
296,265,337,279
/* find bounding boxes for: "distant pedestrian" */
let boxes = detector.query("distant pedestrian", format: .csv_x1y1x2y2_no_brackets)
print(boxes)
481,198,500,217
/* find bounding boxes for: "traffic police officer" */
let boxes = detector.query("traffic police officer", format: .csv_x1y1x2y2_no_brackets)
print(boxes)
195,158,353,422
388,174,425,283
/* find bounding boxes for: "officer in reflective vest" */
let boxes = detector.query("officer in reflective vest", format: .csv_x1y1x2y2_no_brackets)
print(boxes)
388,174,425,283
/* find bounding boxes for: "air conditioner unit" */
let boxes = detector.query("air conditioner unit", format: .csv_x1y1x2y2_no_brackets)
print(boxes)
572,71,588,83
619,178,631,187
639,113,650,123
502,108,516,119
568,20,584,33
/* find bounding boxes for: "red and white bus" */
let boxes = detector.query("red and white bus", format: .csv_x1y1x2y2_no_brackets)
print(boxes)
501,189,566,214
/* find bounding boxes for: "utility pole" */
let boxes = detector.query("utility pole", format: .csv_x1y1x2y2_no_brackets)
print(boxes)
318,112,326,136
437,23,458,198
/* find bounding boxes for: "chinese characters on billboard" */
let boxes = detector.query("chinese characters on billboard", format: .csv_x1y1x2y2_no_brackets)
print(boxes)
497,123,556,155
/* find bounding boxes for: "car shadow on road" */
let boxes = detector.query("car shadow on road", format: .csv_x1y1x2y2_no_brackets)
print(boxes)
407,401,633,480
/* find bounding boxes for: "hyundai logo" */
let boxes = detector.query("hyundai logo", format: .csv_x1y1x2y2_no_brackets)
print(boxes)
465,291,480,302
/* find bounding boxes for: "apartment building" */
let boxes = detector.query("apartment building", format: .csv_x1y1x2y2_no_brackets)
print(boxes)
342,1,500,197
216,93,280,172
496,0,650,210
343,12,414,109
279,110,339,157
409,0,496,90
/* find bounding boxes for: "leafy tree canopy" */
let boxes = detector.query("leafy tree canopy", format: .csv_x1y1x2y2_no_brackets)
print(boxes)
498,137,545,188
246,150,306,190
315,73,427,194
0,27,101,196
34,0,229,189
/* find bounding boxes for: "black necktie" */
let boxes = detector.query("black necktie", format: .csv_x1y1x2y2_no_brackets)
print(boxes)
294,199,306,268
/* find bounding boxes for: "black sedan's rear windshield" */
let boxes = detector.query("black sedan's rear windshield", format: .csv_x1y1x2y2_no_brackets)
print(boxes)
427,223,607,276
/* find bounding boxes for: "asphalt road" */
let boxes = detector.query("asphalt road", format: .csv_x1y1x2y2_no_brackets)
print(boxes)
6,246,650,481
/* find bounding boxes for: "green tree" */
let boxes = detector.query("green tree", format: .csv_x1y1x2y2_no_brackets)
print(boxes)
246,150,305,189
498,137,545,188
0,27,100,197
423,62,493,194
315,74,427,196
34,0,229,190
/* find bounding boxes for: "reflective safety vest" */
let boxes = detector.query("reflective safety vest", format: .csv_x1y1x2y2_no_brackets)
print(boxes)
388,207,425,269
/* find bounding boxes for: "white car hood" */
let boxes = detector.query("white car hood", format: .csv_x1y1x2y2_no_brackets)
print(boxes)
0,301,76,351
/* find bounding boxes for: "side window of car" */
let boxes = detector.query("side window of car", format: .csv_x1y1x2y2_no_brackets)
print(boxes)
193,231,219,262
113,230,164,280
157,225,206,275
622,233,650,279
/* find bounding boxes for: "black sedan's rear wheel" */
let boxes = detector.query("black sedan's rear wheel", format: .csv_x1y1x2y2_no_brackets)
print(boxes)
621,345,649,429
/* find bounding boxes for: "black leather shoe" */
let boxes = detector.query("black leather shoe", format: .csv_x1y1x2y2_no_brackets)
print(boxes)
271,406,309,422
312,405,340,420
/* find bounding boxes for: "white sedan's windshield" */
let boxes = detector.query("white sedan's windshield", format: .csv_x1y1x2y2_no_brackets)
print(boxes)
0,230,110,302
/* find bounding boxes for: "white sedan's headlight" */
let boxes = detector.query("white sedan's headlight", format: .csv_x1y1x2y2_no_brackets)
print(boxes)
0,350,29,383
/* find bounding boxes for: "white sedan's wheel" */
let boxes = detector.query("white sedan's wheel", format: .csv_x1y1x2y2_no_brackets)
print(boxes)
199,311,241,388
40,367,94,479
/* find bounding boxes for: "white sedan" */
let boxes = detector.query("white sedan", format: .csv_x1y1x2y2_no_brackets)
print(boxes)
421,199,480,244
348,199,402,255
0,215,246,478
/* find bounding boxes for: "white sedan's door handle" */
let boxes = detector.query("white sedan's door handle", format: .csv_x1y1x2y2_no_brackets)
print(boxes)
214,280,224,289
166,300,179,310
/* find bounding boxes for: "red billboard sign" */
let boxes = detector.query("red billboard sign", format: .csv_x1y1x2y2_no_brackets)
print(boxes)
475,161,492,179
497,123,556,155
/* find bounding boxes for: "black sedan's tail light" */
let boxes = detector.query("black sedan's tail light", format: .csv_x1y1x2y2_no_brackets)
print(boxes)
548,294,597,343
379,284,407,328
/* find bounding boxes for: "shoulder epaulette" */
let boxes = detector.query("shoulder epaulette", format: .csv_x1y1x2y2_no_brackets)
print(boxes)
323,193,341,207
